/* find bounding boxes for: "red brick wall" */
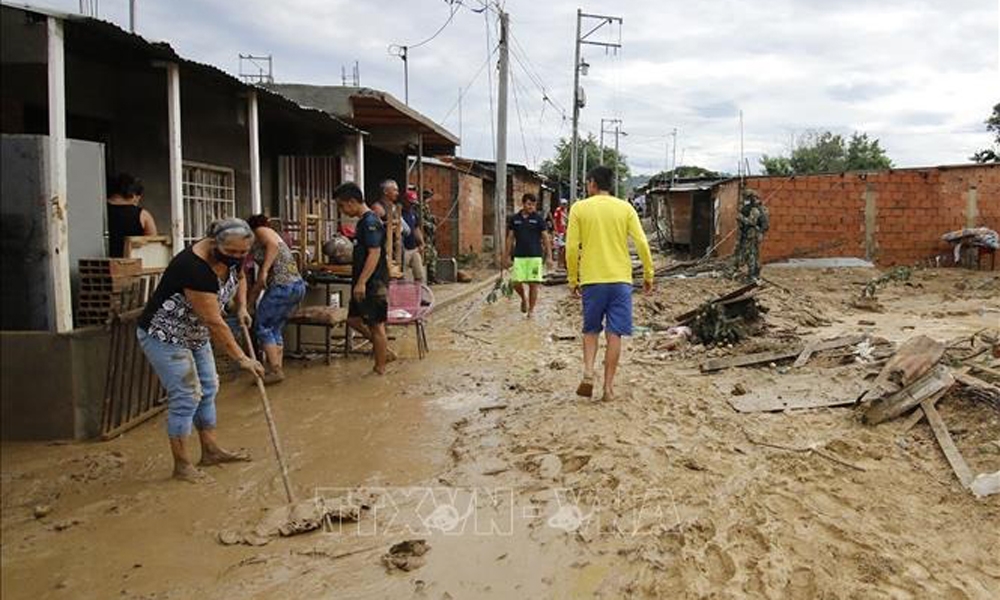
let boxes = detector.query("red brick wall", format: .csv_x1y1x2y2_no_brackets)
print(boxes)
722,164,999,267
409,163,455,258
408,163,486,257
457,172,483,254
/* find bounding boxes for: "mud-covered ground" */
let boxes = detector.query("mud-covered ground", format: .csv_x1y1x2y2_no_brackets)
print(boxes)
3,266,999,599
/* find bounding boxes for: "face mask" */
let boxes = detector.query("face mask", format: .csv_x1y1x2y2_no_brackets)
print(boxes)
213,248,243,267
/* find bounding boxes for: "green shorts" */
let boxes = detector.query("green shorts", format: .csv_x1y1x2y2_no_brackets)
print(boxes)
511,257,544,283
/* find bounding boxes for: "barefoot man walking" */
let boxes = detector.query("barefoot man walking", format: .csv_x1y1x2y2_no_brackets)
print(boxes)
566,166,655,401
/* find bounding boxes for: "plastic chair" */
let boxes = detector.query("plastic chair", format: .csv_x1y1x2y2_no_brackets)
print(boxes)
387,281,433,358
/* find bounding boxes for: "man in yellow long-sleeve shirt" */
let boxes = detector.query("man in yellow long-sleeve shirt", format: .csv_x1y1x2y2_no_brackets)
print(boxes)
566,166,655,401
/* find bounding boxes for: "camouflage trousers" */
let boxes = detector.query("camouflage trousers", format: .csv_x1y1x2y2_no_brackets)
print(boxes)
424,244,438,283
741,233,761,280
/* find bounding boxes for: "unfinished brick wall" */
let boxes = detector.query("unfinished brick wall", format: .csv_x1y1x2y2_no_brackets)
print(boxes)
721,164,998,267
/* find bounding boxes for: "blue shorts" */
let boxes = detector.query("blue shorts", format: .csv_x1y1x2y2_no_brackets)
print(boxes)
581,283,633,336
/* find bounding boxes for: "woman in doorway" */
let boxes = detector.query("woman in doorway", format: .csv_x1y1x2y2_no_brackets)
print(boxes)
106,173,157,258
246,214,306,384
137,218,265,483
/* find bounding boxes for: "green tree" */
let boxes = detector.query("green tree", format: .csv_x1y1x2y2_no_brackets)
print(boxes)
647,165,722,186
971,103,1000,163
540,134,630,198
760,130,893,175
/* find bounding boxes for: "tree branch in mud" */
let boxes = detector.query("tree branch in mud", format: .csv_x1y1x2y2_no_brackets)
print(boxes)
741,428,867,472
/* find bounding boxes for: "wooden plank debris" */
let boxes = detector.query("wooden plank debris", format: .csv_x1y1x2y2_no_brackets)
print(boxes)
700,335,863,373
792,340,819,368
920,398,974,488
863,364,955,425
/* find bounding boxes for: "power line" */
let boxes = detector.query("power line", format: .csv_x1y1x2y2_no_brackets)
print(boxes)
438,44,498,124
509,67,532,167
508,31,569,118
403,2,460,49
484,7,496,159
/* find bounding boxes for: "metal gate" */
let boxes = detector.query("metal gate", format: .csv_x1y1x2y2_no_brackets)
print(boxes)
101,274,167,439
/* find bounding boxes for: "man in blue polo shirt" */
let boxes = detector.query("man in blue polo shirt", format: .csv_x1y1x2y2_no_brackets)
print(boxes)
504,193,552,318
399,189,426,282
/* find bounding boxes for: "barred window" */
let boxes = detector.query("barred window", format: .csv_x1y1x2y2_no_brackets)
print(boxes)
182,162,235,245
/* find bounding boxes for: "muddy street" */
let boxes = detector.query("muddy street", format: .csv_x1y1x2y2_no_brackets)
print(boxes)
3,267,1000,599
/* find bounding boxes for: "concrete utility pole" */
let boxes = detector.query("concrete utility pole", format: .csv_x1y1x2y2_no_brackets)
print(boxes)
129,0,137,33
613,120,624,197
598,117,621,164
670,127,678,188
388,45,409,104
570,9,622,205
495,10,510,264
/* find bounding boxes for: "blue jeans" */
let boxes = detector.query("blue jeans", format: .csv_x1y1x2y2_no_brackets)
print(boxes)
256,279,306,346
581,283,634,336
137,328,219,438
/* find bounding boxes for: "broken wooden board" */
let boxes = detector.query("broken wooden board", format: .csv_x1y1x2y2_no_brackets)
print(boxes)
726,369,871,413
968,363,1000,380
863,364,955,425
898,387,949,433
700,335,864,373
792,340,819,368
920,398,974,488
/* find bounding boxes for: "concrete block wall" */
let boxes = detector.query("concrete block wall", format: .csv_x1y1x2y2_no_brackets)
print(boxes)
725,164,999,267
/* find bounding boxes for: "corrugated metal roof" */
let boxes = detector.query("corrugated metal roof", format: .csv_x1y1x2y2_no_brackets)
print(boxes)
266,84,458,153
2,1,364,136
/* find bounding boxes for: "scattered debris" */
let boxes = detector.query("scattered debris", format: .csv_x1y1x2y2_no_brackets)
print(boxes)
731,383,748,396
861,266,912,299
548,359,568,370
700,335,863,373
382,539,431,572
742,428,866,472
32,505,51,519
218,496,365,546
863,365,955,426
970,471,1000,498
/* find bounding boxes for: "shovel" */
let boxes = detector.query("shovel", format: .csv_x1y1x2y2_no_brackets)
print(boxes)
241,324,296,504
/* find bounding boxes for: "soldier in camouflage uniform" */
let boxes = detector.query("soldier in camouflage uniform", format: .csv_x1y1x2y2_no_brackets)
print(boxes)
736,189,769,282
420,190,439,283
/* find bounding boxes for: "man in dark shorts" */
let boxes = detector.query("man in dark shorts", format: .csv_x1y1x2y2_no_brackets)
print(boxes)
335,182,391,374
504,193,552,318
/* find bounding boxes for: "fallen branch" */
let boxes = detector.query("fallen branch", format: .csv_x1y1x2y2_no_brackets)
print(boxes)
742,428,867,472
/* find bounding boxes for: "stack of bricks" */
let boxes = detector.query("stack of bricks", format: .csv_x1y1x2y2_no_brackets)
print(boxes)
76,258,142,326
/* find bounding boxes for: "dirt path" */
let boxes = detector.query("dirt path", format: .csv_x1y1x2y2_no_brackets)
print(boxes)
2,267,999,598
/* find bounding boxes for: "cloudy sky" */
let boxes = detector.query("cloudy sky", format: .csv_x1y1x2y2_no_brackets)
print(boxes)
38,0,1000,174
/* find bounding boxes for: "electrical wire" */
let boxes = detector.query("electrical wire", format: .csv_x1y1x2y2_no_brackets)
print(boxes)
484,7,496,159
438,44,498,124
401,1,461,50
509,67,532,167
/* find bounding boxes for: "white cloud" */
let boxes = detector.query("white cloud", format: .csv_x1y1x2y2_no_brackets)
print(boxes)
34,0,1000,174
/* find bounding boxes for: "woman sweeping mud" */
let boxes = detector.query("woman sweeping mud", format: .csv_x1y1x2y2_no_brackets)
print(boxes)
137,218,266,482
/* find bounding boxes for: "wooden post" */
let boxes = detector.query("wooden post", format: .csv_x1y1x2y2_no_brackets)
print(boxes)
356,133,365,186
166,62,184,253
248,89,262,214
46,16,72,333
